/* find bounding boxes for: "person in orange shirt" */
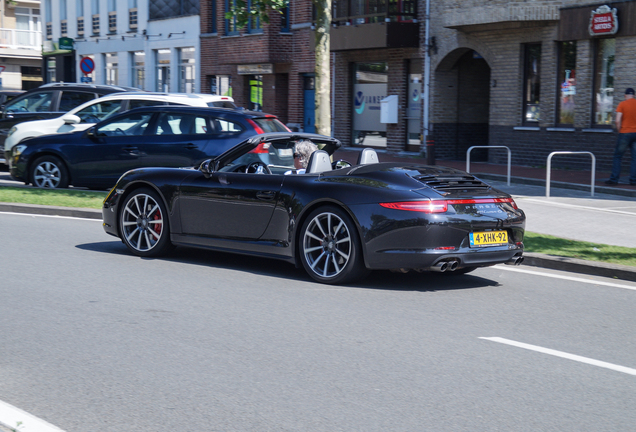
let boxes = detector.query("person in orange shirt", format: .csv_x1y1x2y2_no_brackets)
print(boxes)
607,88,636,185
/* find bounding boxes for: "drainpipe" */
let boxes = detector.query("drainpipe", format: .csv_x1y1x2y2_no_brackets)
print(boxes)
423,0,433,164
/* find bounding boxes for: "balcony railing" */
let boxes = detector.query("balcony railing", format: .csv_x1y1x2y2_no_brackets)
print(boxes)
333,0,417,25
0,28,43,51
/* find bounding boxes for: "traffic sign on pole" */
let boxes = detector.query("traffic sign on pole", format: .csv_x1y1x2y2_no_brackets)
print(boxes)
79,57,95,75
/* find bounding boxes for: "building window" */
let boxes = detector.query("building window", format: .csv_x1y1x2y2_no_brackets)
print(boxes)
15,7,41,47
557,41,576,126
156,49,171,92
105,53,118,85
149,0,200,19
131,51,145,89
225,0,238,35
593,38,615,127
353,62,388,147
247,0,262,33
92,14,100,34
61,20,68,36
179,47,196,93
129,8,138,29
522,43,541,125
210,75,232,96
77,17,85,36
108,11,117,32
281,6,290,32
210,0,216,33
46,22,52,39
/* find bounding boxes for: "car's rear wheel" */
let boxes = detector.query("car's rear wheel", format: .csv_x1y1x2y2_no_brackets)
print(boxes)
299,206,368,285
119,188,173,257
30,155,68,189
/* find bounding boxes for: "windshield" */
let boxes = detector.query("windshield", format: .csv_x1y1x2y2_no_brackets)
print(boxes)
207,101,237,108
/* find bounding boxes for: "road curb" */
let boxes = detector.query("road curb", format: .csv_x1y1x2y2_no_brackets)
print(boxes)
0,202,102,220
523,252,636,282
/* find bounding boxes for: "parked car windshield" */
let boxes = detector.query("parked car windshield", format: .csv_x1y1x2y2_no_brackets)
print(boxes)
253,118,289,133
5,92,54,113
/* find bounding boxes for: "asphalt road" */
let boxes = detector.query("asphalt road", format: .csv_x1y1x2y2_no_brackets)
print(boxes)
1,212,636,431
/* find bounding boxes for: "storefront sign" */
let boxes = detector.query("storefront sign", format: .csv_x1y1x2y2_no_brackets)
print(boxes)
237,64,273,75
58,37,74,51
589,5,618,36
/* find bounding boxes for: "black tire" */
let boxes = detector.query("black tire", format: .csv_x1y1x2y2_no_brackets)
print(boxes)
119,188,173,257
30,155,69,189
299,205,369,285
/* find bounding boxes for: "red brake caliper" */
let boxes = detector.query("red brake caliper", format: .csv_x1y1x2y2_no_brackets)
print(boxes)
153,211,162,235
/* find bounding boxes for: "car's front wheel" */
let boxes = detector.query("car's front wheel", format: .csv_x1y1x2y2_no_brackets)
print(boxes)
30,155,69,189
119,188,173,257
299,206,368,285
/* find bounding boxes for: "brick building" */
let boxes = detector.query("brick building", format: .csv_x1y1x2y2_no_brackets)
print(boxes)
430,0,636,173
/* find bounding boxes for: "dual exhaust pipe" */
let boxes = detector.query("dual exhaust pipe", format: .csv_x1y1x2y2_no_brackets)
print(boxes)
430,260,459,273
430,255,524,273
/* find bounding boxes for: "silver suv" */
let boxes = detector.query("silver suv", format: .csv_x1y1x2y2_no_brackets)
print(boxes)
2,92,236,166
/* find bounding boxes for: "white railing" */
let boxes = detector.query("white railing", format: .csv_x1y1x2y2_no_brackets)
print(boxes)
466,145,511,186
546,151,596,197
0,28,42,51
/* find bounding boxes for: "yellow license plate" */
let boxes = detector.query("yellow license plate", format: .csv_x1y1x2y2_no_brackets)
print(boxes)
469,230,508,247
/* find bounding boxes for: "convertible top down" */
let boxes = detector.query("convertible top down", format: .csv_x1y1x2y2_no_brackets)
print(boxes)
102,132,526,284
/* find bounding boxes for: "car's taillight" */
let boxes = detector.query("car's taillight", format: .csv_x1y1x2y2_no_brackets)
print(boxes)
379,197,518,213
247,118,264,134
249,142,270,154
380,201,448,213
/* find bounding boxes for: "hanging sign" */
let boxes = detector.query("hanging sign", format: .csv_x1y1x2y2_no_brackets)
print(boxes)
589,5,618,36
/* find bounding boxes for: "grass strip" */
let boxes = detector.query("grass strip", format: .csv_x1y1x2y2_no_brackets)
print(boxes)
524,232,636,267
0,186,106,209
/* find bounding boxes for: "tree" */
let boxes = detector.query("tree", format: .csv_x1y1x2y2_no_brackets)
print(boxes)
226,0,332,136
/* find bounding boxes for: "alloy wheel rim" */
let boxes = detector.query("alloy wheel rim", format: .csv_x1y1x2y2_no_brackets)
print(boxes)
121,194,164,252
34,162,61,188
303,212,352,278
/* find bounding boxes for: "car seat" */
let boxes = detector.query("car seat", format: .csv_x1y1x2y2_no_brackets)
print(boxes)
305,150,332,174
356,147,379,165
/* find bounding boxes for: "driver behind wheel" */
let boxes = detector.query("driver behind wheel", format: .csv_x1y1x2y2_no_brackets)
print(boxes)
287,139,317,175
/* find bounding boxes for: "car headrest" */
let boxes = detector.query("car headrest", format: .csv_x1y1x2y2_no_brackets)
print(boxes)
306,150,332,174
357,148,379,165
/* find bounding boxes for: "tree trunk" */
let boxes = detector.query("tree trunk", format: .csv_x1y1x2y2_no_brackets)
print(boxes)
314,0,331,136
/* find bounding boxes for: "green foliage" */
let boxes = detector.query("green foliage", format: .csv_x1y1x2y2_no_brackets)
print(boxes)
224,0,289,28
524,232,636,267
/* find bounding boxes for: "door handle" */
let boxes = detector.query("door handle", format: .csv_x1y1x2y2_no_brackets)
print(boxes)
123,146,139,155
256,191,276,200
183,143,198,149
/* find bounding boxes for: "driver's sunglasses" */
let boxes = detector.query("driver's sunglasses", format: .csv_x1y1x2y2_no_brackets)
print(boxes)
293,153,300,159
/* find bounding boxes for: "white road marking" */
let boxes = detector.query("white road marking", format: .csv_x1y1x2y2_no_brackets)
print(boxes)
0,399,66,432
519,198,636,216
496,265,636,291
0,211,100,222
480,337,636,376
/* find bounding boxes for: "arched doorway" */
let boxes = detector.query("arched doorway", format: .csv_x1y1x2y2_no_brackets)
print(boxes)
433,49,491,161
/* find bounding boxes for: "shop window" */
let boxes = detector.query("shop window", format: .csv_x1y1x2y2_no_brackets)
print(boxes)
131,51,145,89
557,41,576,126
156,49,171,92
593,38,615,127
179,47,196,93
105,53,118,85
281,6,290,32
353,62,388,147
522,43,541,125
210,75,232,96
248,75,263,111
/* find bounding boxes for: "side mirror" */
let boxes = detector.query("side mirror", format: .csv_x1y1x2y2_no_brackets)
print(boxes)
86,127,97,139
62,114,81,125
200,159,217,178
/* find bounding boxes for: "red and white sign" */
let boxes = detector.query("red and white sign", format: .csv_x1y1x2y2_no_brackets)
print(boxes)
589,5,618,36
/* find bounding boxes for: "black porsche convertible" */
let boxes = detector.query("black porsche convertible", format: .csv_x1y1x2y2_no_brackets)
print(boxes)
102,132,526,284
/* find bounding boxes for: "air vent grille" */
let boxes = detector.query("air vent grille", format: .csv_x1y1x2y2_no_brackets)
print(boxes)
414,174,491,192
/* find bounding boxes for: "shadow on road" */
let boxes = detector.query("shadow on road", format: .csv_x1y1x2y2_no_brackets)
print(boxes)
78,241,503,292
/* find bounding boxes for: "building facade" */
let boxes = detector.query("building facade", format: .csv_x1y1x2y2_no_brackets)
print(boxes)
0,0,42,90
429,0,636,173
42,0,201,93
